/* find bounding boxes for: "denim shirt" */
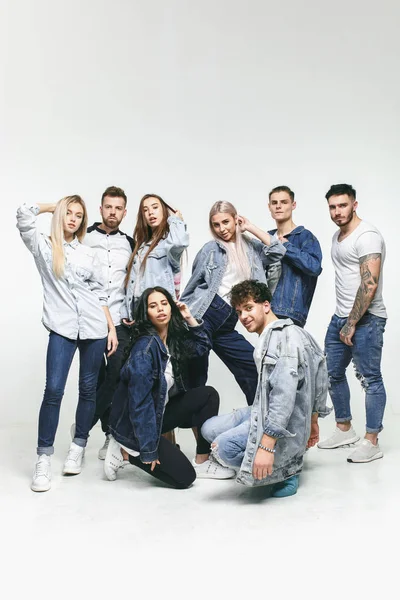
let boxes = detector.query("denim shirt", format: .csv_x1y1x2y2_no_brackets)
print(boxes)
121,215,189,321
109,322,211,462
181,237,286,319
266,226,322,327
237,319,331,487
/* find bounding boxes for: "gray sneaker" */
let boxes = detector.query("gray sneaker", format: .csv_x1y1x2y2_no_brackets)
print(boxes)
347,439,383,463
98,434,111,460
317,426,360,449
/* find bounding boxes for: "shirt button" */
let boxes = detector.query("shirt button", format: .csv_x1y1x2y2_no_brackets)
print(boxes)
109,280,112,283
109,265,111,267
108,250,110,252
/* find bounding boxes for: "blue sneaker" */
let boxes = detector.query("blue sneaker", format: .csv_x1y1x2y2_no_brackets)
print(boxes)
271,475,299,498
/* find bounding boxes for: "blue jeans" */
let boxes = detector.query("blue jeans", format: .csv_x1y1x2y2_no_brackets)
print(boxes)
324,313,387,434
188,295,258,405
37,332,107,455
202,406,251,468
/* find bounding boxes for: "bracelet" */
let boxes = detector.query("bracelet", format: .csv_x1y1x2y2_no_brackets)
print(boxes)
258,443,276,454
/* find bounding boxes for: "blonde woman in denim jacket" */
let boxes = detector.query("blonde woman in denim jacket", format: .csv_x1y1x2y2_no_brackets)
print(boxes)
181,201,285,406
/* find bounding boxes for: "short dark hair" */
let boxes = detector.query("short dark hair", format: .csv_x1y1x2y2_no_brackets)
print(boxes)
269,185,295,202
325,184,356,201
230,280,272,308
101,186,127,205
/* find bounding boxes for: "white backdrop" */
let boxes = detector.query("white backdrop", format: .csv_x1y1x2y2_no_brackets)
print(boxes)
1,0,399,425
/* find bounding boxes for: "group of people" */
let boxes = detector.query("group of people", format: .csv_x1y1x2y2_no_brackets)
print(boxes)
17,182,387,496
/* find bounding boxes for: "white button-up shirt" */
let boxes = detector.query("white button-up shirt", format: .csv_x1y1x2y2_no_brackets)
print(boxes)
17,204,108,340
84,223,133,327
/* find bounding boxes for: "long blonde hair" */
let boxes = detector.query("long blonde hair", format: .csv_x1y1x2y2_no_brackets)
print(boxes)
50,195,88,278
209,201,251,279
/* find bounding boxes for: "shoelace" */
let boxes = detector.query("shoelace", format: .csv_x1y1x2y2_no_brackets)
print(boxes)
35,458,50,477
66,447,82,462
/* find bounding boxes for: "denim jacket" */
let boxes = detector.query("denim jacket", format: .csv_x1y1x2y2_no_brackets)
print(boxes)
109,322,211,462
237,319,331,487
181,237,286,319
266,226,322,327
121,216,189,321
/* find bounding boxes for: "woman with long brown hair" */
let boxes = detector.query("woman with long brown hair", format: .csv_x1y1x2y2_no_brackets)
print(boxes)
121,194,188,324
17,197,118,493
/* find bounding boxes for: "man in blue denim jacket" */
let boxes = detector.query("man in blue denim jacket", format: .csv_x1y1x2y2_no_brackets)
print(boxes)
202,280,330,497
266,186,322,327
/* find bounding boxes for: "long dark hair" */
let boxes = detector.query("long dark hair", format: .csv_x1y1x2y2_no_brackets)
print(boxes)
125,194,174,287
129,287,191,375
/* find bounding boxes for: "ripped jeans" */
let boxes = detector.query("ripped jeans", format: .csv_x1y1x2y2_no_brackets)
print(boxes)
324,313,387,434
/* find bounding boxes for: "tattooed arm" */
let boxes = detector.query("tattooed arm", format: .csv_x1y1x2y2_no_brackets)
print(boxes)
340,253,381,346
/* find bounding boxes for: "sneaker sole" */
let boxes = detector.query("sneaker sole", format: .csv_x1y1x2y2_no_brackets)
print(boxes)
31,482,51,492
347,452,384,463
63,466,82,475
98,452,107,460
318,435,360,449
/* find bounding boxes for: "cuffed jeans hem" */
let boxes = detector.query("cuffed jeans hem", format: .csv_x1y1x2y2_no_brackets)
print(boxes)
335,416,352,423
73,437,87,448
366,425,384,434
37,446,54,456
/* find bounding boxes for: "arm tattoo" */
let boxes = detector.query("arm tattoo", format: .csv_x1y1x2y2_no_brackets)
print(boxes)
346,253,381,328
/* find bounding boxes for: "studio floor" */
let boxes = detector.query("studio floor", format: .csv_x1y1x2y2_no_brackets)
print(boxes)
2,408,397,598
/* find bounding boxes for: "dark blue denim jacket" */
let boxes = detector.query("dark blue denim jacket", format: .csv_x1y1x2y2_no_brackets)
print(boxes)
266,226,322,327
109,322,211,462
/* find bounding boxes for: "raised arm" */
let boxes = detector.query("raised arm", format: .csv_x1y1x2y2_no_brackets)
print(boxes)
339,253,381,346
16,203,56,256
164,213,189,270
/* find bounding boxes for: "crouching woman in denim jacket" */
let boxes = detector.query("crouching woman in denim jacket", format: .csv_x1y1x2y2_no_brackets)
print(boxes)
181,201,286,406
104,287,236,488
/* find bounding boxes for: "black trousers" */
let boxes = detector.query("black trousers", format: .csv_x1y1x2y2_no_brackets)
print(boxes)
91,324,131,433
129,385,219,489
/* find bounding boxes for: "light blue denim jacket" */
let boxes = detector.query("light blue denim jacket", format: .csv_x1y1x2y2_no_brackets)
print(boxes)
181,237,286,319
121,216,189,321
237,319,331,487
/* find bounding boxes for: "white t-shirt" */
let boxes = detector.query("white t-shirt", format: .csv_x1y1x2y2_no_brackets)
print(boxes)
253,322,274,374
331,220,387,318
218,243,245,300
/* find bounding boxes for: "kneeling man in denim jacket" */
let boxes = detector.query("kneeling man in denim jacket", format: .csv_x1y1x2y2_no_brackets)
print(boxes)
202,280,331,497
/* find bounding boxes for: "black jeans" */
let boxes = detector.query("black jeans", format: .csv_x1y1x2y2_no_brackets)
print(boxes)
91,324,131,434
128,385,219,489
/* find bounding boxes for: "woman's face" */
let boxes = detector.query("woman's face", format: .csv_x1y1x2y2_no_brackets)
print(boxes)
147,291,172,329
210,212,237,242
64,202,84,236
143,197,164,230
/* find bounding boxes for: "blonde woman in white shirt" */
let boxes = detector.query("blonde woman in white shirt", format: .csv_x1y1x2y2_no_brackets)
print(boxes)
17,196,118,493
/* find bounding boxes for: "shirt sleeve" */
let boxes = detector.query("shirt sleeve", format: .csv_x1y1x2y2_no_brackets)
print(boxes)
253,236,287,267
16,204,42,256
282,232,322,276
355,231,383,259
164,216,190,270
125,351,159,463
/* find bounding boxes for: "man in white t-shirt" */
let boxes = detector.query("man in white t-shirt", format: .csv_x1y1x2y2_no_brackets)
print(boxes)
318,184,387,463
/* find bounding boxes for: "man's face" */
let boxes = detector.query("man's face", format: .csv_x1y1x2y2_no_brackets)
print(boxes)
327,194,357,227
268,191,295,223
100,196,127,229
235,298,269,334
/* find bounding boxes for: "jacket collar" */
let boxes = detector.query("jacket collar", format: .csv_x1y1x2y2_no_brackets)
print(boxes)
258,318,294,353
63,237,80,248
268,225,304,236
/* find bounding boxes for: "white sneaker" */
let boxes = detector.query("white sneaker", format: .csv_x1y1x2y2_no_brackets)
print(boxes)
63,442,85,475
317,426,360,449
192,456,236,479
104,436,124,481
98,434,111,460
347,439,383,463
31,455,51,492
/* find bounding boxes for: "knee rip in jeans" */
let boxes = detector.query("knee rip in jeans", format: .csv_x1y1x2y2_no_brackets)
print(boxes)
353,363,369,390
